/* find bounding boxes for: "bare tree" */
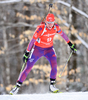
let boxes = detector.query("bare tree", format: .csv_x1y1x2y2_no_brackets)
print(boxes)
3,27,10,85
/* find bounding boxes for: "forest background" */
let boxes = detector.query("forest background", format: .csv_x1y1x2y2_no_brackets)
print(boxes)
0,0,88,94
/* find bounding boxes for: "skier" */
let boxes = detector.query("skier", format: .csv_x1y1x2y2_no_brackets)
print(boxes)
10,13,77,94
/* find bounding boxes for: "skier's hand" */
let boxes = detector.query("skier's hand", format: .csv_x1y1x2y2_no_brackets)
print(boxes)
68,42,77,53
23,51,30,63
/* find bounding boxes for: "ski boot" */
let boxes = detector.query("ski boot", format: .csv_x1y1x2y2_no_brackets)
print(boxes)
10,81,22,95
49,79,59,93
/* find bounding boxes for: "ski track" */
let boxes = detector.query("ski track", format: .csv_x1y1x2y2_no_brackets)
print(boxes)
0,92,88,100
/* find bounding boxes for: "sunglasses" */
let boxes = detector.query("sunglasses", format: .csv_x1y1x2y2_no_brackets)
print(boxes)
46,21,54,24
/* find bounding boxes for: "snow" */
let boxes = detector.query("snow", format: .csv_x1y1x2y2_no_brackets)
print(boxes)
1,92,88,100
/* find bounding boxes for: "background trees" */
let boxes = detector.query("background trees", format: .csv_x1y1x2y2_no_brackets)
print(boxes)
0,0,88,94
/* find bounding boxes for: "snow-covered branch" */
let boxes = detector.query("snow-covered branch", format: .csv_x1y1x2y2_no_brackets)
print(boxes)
57,14,88,49
7,22,38,28
0,0,21,4
0,22,37,31
1,0,88,19
75,34,88,48
0,0,30,4
56,0,88,19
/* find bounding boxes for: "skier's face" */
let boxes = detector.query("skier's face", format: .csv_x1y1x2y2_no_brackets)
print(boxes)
46,21,55,30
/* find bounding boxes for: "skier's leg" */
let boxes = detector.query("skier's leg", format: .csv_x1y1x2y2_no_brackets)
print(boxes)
44,47,57,79
18,46,43,83
10,46,43,95
44,47,59,93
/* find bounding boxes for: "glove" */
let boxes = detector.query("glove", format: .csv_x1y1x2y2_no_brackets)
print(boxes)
23,50,30,63
68,42,77,53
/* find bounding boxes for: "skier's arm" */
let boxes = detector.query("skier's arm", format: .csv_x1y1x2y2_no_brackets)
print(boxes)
56,24,77,52
59,31,70,43
55,23,69,43
59,31,77,52
23,38,36,63
27,38,36,52
27,25,43,51
23,25,43,62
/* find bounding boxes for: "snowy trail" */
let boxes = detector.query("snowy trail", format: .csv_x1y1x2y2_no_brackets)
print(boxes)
0,92,88,100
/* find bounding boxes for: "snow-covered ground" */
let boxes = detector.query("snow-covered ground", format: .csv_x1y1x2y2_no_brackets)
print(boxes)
0,92,88,100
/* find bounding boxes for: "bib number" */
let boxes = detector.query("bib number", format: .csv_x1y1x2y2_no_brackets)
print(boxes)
47,37,52,42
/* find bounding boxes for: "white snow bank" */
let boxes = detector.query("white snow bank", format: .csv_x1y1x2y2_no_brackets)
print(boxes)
0,92,88,100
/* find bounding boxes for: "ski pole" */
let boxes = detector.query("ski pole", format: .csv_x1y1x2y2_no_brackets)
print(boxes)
20,62,26,73
59,51,73,77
